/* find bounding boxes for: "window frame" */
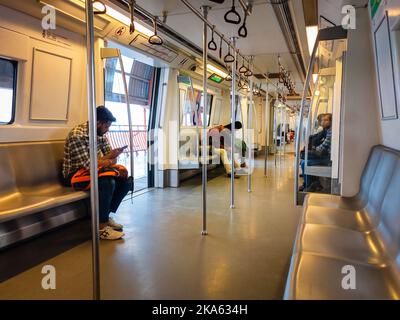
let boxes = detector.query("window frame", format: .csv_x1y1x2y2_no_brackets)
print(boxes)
0,57,18,125
104,56,155,107
193,91,213,127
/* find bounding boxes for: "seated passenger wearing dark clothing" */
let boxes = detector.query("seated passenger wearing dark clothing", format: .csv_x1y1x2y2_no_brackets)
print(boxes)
299,113,332,192
62,106,133,240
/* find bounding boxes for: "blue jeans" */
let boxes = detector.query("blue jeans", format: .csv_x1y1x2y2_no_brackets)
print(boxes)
98,177,132,223
301,157,331,188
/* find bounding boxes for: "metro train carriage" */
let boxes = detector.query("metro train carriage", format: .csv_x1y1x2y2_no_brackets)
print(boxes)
0,0,400,305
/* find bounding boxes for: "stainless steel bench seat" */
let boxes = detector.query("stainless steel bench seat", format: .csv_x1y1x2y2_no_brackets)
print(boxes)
285,146,400,300
285,253,400,300
293,223,387,265
0,189,87,223
0,141,88,248
305,146,384,210
301,206,372,232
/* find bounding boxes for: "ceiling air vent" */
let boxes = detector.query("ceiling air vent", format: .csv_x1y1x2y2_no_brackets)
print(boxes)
179,57,189,66
129,34,179,63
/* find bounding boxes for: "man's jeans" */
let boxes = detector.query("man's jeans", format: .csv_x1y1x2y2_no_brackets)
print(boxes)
301,157,331,188
98,177,132,223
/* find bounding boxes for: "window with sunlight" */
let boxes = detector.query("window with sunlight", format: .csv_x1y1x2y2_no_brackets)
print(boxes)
0,58,17,125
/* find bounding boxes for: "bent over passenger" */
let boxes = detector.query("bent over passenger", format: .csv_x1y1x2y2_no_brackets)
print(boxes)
207,121,247,176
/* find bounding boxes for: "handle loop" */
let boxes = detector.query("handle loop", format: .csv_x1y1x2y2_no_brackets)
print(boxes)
128,1,135,34
208,26,217,51
224,0,241,25
235,50,239,70
148,17,163,45
219,35,223,59
93,1,107,15
225,64,232,81
244,60,253,77
245,69,253,77
238,76,244,89
239,56,247,73
238,12,248,38
224,42,235,63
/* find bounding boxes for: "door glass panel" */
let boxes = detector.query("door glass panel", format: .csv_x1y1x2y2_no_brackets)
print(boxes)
297,32,347,197
212,98,222,125
104,50,155,192
178,75,199,169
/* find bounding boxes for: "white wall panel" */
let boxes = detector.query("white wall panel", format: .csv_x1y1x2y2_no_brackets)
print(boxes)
0,5,87,143
0,27,29,61
30,49,72,121
341,8,380,196
373,12,398,120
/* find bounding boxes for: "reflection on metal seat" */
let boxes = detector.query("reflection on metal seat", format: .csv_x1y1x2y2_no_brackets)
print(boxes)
285,145,400,299
0,141,88,249
304,165,332,178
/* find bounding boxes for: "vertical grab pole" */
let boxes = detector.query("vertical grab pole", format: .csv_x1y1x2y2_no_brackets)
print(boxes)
85,1,100,300
230,37,238,209
118,54,135,186
273,103,277,167
247,67,253,193
295,33,319,205
201,6,210,235
264,83,269,177
279,103,283,164
283,106,287,159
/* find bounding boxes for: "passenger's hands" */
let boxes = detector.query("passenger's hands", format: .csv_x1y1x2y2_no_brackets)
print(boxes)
106,148,124,159
99,158,116,167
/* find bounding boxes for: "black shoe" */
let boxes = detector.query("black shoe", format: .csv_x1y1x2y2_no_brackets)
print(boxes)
308,181,323,192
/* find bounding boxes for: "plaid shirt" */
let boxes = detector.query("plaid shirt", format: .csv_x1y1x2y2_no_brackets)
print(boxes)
315,128,332,156
62,122,112,178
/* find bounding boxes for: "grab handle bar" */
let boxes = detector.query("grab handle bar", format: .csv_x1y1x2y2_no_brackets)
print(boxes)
224,0,241,25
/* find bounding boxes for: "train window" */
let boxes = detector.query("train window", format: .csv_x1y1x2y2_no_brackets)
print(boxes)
180,88,194,126
179,86,213,127
0,58,17,125
234,94,242,122
194,89,213,126
212,98,222,125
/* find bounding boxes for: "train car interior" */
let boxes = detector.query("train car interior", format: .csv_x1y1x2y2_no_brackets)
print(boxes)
0,0,400,302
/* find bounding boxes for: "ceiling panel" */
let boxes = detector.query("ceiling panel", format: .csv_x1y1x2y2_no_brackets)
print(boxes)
136,0,304,92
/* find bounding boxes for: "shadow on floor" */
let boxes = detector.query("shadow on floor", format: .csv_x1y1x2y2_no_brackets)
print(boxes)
0,218,91,283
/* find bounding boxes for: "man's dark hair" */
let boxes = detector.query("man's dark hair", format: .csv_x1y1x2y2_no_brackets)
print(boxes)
224,121,242,131
97,106,116,123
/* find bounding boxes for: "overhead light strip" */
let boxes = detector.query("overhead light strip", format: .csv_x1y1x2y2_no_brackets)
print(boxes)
207,64,228,78
71,0,153,37
306,25,318,56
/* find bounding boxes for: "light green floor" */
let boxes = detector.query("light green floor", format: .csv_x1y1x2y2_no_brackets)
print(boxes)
0,155,301,300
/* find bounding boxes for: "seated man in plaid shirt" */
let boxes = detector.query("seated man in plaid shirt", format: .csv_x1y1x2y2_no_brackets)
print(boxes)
299,113,333,192
62,106,132,240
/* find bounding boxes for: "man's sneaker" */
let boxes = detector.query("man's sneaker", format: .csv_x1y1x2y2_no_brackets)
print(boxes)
235,168,248,175
108,218,123,231
99,226,124,240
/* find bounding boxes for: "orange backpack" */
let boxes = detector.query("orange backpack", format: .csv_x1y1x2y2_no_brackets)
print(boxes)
71,164,128,191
